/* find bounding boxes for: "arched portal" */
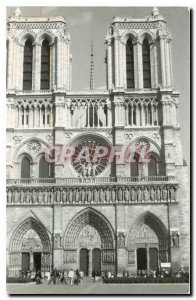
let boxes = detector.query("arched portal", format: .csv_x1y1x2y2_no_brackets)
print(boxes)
9,217,51,276
127,212,168,274
63,208,115,276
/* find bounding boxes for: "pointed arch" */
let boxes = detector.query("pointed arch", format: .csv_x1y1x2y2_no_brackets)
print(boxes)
128,211,168,242
9,217,51,253
138,30,156,44
18,31,36,46
36,30,55,46
63,207,115,249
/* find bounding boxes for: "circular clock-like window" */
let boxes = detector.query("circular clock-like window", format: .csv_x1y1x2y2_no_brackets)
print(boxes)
71,135,111,177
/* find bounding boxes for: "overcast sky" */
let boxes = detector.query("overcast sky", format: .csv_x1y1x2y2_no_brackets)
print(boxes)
6,7,190,163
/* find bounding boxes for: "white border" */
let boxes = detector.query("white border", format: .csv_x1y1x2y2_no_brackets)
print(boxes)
1,0,193,299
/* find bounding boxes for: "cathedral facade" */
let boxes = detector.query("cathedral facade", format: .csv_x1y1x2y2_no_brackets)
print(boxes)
6,7,189,277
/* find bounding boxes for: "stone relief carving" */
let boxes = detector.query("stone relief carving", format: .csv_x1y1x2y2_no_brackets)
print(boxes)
13,136,23,144
54,234,62,249
78,225,101,248
117,232,126,248
129,224,158,245
171,232,179,247
128,250,135,264
21,229,42,252
7,185,177,205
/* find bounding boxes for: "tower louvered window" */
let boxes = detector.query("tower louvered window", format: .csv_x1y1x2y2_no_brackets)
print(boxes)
126,39,134,88
142,39,151,88
41,39,50,90
23,40,33,90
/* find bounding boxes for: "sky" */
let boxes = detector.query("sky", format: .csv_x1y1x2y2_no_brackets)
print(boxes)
6,6,190,164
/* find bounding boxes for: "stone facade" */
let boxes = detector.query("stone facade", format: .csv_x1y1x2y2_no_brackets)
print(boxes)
6,7,189,277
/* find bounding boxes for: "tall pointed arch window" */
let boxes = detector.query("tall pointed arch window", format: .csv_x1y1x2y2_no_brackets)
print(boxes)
148,156,157,176
41,39,50,90
21,157,31,178
126,38,134,88
142,38,151,88
23,40,33,90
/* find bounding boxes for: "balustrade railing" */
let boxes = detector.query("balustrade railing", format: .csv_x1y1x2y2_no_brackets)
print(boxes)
6,176,176,186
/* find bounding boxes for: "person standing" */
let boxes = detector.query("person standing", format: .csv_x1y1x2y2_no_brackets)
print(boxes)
68,268,75,285
76,269,80,285
79,270,84,285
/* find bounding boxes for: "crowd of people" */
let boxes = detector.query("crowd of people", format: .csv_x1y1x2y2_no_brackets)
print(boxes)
28,269,85,285
19,268,188,284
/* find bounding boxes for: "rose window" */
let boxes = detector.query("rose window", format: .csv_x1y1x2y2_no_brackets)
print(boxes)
71,137,110,177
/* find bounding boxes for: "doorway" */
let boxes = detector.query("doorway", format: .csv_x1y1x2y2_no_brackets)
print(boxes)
149,248,158,270
137,248,147,270
92,248,101,275
80,248,89,276
33,252,41,272
21,252,30,271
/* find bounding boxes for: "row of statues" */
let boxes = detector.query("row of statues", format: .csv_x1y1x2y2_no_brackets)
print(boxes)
7,185,177,204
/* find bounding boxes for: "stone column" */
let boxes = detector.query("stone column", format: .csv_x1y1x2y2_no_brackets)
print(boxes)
159,36,167,87
147,246,150,274
107,40,113,89
88,248,93,277
165,39,172,87
7,38,14,90
133,42,139,89
30,252,34,271
137,42,143,89
34,43,41,91
168,40,173,86
57,38,63,89
114,37,120,87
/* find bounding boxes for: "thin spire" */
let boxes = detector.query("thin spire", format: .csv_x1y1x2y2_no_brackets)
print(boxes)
90,40,95,90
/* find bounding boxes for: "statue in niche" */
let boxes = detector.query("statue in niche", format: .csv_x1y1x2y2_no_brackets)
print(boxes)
118,232,126,248
62,189,67,203
20,189,24,203
93,188,98,203
14,189,19,203
25,189,30,203
128,250,135,264
171,232,179,247
32,189,37,204
124,187,129,202
169,187,175,201
156,187,161,201
69,188,73,203
7,189,12,203
43,189,48,203
56,189,61,203
81,188,85,203
131,188,136,202
111,188,116,202
105,188,110,202
117,188,123,202
137,188,142,202
144,187,149,201
75,188,80,203
100,188,105,202
38,189,42,203
49,190,53,203
150,187,155,201
54,234,61,249
162,187,168,201
87,188,92,202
